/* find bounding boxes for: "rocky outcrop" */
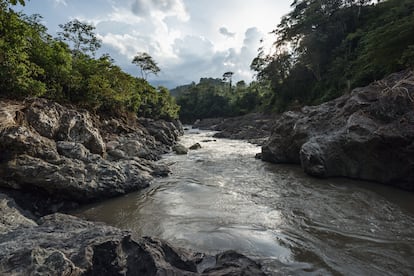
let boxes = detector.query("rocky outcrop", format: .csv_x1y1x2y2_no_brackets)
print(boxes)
193,113,276,145
0,193,265,275
262,71,414,190
0,98,181,207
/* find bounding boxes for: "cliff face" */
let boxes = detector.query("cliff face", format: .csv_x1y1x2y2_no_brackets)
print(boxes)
0,98,182,209
262,71,414,190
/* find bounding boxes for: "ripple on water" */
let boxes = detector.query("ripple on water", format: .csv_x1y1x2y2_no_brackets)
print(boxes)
75,129,414,275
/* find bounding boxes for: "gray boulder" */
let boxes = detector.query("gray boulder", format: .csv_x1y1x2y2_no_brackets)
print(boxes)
173,143,188,155
262,71,414,190
189,143,202,150
0,98,183,206
25,99,106,155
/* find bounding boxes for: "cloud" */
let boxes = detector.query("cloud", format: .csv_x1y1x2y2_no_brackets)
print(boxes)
53,0,67,6
131,0,189,21
219,27,235,38
173,35,214,58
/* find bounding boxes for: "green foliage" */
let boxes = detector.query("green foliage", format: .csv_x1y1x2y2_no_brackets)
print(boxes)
174,77,271,123
252,0,414,111
0,6,46,97
132,52,161,80
0,5,178,120
57,19,102,56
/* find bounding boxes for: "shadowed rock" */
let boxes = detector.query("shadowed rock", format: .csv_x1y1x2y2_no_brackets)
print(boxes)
0,98,183,208
262,71,414,190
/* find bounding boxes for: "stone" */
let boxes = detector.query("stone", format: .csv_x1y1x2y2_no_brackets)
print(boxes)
262,71,414,190
193,113,275,141
0,98,184,207
189,143,202,150
173,143,188,155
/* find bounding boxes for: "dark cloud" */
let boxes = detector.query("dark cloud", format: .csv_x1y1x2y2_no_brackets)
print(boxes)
219,27,235,38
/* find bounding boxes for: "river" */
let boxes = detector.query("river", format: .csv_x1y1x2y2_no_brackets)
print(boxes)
75,129,414,275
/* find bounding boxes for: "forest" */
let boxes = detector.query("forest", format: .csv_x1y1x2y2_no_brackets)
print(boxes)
1,0,413,122
176,0,414,121
0,0,179,120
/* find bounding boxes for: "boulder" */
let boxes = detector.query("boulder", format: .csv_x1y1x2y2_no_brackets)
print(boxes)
189,143,202,150
262,71,414,190
173,143,188,155
25,99,106,155
193,113,275,141
0,98,183,206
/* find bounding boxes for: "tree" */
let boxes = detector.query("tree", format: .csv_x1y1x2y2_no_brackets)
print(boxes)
0,3,46,97
57,19,102,56
222,71,233,93
132,52,160,80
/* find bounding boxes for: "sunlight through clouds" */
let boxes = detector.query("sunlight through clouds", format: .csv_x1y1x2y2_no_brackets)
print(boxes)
21,0,291,88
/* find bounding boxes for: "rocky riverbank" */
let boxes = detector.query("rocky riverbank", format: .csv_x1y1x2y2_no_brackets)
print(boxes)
0,98,265,275
261,71,414,191
192,113,276,145
0,98,182,214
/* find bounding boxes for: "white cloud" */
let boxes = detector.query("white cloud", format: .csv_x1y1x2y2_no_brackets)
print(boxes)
24,0,292,88
131,0,189,21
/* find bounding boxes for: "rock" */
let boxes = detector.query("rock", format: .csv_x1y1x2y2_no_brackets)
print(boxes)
189,143,202,150
262,71,414,190
25,99,106,155
139,118,183,146
193,113,275,141
0,193,37,234
0,98,184,208
201,139,217,143
173,143,188,155
0,200,265,276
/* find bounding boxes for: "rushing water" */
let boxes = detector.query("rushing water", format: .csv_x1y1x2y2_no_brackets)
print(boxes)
75,129,414,275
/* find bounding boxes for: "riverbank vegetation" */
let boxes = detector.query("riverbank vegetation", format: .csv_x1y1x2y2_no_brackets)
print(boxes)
0,0,179,119
174,0,414,122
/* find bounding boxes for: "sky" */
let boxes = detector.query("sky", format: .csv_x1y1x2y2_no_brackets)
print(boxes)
19,0,292,88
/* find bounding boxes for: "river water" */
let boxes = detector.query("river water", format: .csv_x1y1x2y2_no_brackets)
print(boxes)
75,129,414,275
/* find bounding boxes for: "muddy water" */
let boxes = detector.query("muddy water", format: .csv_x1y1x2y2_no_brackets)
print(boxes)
75,129,414,275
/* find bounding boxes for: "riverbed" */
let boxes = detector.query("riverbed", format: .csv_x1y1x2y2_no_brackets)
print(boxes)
75,129,414,275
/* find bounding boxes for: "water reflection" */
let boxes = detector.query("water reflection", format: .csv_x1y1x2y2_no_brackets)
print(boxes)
74,129,414,275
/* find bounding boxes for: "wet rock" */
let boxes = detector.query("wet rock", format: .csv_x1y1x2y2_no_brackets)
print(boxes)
262,71,414,190
173,143,188,155
201,139,217,143
189,143,202,150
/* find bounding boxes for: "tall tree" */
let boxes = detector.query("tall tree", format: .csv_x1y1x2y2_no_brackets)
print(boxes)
57,19,102,56
132,52,160,80
222,71,233,93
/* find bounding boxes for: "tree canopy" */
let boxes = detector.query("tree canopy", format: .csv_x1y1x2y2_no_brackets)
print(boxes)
0,5,179,120
251,0,414,111
132,52,161,80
